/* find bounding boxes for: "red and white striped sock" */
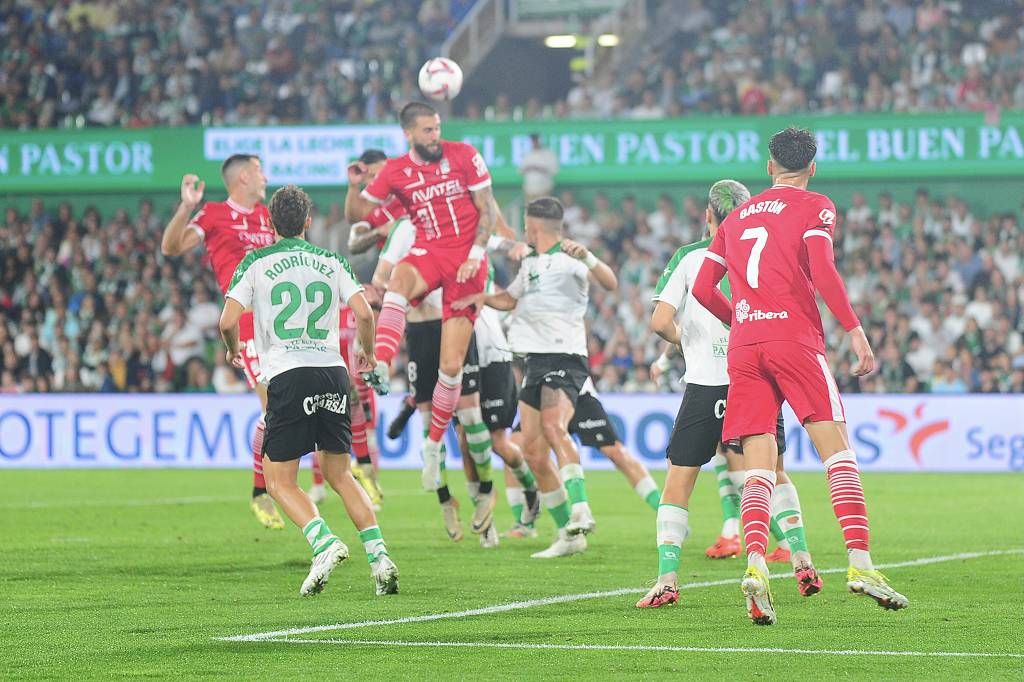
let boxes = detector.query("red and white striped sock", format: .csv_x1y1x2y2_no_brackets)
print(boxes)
350,394,371,463
356,380,376,426
824,450,871,556
311,452,324,485
741,468,777,559
428,371,462,443
374,292,408,364
251,418,266,491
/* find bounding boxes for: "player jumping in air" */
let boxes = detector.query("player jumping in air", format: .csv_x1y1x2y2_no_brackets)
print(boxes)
220,185,398,597
637,179,820,609
693,128,908,625
162,154,295,530
455,198,617,558
345,102,499,494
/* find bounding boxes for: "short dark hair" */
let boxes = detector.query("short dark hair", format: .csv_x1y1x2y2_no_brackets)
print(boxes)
768,127,817,172
359,148,387,165
399,102,437,129
526,197,564,221
220,154,259,182
268,185,312,238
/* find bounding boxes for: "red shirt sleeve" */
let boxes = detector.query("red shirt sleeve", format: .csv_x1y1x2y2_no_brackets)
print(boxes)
186,203,216,240
803,197,860,332
692,227,732,325
362,162,392,203
459,142,491,191
693,256,732,326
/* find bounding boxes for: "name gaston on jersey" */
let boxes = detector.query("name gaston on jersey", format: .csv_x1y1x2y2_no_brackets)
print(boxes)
739,199,787,219
263,253,337,281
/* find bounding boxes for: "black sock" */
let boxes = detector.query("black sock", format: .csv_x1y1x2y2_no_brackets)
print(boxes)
436,485,451,504
356,455,372,465
478,480,493,495
253,486,267,497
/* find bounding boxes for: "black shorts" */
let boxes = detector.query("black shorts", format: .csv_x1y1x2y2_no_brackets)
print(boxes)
570,393,620,448
406,320,479,403
480,361,517,430
263,365,352,462
518,353,589,410
667,383,786,467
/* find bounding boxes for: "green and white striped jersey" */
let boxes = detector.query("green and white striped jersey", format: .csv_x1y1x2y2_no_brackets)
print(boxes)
227,237,363,381
653,237,732,386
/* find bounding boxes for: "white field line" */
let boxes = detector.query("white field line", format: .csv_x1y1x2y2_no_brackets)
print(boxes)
217,548,1024,643
254,638,1024,659
5,495,239,510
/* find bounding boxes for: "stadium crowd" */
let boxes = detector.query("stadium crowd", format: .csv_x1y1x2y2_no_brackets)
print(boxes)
2,188,1022,395
2,1,1023,128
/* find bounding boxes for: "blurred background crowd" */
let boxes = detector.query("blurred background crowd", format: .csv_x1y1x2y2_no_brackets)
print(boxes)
3,188,1022,395
1,0,1021,128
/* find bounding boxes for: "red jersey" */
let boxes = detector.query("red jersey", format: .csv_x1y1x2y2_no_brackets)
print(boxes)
704,184,857,353
361,140,491,251
188,198,275,294
353,197,407,250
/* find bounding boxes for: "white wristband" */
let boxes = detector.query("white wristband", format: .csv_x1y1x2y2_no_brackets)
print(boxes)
653,353,671,372
583,252,599,269
469,245,486,260
486,234,504,252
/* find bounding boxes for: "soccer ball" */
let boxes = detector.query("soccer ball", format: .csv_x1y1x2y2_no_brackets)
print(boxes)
418,58,463,101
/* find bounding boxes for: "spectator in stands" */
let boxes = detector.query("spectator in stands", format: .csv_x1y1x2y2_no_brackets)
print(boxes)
518,133,559,204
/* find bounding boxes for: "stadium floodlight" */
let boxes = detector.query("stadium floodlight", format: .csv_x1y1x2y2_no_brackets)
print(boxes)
597,34,620,47
544,35,578,48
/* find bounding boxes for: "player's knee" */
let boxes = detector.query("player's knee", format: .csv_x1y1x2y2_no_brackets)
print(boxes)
438,359,463,379
539,419,564,446
601,443,624,464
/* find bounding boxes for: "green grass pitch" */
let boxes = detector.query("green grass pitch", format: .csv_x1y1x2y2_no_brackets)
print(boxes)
3,468,1022,679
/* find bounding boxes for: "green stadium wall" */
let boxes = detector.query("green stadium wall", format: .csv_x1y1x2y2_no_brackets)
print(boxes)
2,112,1021,218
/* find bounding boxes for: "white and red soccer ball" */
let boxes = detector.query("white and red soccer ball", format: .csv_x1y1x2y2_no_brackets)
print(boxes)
418,58,463,101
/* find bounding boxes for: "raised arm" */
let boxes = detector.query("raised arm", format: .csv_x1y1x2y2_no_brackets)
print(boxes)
562,239,617,291
161,174,204,256
345,162,379,223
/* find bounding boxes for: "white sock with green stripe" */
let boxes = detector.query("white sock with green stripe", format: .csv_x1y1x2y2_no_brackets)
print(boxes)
712,454,741,537
656,504,689,580
634,476,660,511
510,459,537,490
506,486,526,525
457,407,494,493
303,517,339,556
357,525,388,565
540,486,571,528
771,482,809,564
559,463,590,517
467,480,480,502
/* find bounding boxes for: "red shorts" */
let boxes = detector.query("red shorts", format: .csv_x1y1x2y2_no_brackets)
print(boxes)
722,340,845,442
238,311,263,388
402,244,487,322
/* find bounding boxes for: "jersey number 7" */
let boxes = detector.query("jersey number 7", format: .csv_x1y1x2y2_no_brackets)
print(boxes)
740,226,768,288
